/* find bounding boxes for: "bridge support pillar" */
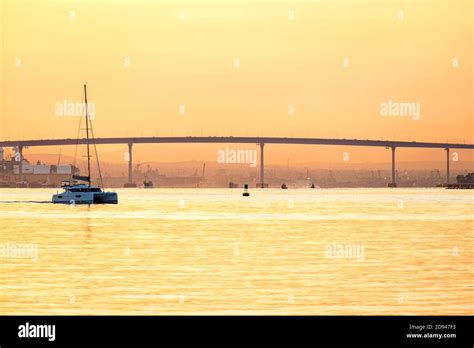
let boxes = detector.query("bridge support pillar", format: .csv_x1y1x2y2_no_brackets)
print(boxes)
445,148,450,185
256,143,266,188
124,143,137,188
18,145,24,182
388,146,397,187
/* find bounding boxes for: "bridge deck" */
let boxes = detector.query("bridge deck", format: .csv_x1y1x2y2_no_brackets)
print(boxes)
0,137,473,149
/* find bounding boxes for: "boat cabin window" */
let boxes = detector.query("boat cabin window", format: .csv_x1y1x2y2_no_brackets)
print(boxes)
68,187,101,192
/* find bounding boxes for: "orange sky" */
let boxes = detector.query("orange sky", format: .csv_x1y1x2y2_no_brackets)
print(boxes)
0,0,472,164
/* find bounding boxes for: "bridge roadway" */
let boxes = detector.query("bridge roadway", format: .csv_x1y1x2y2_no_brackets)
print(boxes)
1,136,473,187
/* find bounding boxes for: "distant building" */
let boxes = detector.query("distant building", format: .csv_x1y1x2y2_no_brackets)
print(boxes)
0,147,79,187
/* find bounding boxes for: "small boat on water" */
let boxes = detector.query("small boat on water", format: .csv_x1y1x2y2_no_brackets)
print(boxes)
53,181,117,204
281,183,288,189
52,85,117,204
143,180,154,188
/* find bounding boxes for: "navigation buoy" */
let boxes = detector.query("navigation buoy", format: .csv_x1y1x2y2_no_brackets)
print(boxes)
242,184,250,196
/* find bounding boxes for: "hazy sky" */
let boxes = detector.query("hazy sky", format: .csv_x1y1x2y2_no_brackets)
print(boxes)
1,0,472,164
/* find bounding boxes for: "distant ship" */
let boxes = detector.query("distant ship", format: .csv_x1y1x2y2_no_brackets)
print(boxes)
228,181,239,188
52,85,117,204
281,183,288,189
445,172,474,189
155,174,201,187
143,163,205,188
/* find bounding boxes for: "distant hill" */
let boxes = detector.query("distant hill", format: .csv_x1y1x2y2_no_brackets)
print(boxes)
19,152,474,175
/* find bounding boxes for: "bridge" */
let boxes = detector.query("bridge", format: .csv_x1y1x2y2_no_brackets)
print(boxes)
1,136,473,187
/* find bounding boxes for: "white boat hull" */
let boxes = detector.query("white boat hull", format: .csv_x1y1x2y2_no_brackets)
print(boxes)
52,191,118,204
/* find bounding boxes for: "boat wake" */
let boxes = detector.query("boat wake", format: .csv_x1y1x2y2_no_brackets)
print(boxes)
0,200,52,204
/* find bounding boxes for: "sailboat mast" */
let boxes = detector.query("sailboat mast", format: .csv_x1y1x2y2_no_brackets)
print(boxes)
84,84,91,187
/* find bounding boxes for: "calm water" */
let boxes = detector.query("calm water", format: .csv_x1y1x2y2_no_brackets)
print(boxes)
0,188,472,315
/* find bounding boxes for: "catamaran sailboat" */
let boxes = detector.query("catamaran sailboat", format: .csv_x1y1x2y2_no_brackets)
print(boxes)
52,85,118,204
